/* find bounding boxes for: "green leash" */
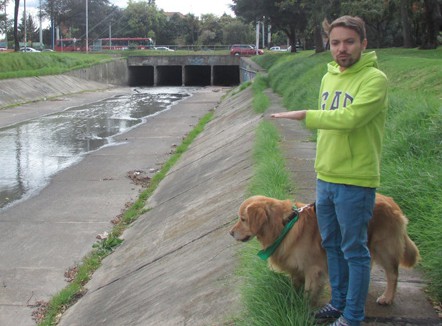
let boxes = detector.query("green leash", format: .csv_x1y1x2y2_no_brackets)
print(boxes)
257,208,299,260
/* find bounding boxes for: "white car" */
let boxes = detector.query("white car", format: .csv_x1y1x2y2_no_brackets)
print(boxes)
153,46,174,51
269,46,286,52
20,47,40,52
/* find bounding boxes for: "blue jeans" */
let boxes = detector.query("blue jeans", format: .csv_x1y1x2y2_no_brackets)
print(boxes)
316,179,375,326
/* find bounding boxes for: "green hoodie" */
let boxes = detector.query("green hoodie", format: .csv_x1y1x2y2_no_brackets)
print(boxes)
305,51,388,188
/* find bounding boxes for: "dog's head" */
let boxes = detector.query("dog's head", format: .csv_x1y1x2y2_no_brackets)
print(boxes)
229,195,292,243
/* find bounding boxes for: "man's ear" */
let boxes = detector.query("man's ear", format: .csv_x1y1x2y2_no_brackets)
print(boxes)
246,203,268,234
362,38,368,51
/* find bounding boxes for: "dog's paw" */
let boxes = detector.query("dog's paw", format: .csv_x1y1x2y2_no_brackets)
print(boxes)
376,294,393,305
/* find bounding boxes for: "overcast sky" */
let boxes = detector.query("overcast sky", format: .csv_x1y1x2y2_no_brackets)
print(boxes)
8,0,234,19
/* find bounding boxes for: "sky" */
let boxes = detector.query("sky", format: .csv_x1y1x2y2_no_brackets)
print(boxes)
2,0,234,39
114,0,235,17
7,0,235,20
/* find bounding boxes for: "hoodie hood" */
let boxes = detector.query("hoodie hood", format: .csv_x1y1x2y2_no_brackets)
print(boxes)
327,51,378,75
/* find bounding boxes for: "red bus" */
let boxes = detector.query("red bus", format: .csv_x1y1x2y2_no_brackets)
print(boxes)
92,37,154,51
54,38,84,52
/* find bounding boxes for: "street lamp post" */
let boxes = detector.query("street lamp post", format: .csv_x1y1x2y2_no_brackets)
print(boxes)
24,0,27,49
85,0,88,52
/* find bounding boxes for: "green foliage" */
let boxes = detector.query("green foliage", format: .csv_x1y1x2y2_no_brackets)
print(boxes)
251,74,270,113
235,244,314,326
249,121,293,203
233,120,311,325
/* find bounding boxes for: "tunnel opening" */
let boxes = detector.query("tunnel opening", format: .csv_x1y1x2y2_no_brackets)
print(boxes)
213,65,240,86
157,65,182,86
184,66,211,86
128,66,154,87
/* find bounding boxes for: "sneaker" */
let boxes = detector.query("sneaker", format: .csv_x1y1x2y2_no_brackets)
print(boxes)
314,303,342,320
328,316,350,326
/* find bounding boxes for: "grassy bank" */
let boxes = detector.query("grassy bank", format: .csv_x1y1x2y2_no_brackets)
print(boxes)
233,47,441,323
0,52,114,79
233,120,315,326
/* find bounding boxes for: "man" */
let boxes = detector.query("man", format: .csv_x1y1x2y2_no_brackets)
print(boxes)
271,16,388,326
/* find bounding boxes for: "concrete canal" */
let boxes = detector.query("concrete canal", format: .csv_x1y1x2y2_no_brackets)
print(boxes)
0,87,198,210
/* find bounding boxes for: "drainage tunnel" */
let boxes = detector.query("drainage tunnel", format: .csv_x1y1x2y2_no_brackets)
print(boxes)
128,66,154,86
127,55,241,87
213,65,240,86
129,64,240,87
184,66,211,86
157,66,182,86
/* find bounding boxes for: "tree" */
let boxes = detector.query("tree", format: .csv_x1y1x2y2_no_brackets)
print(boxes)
42,0,117,40
231,0,308,52
200,14,223,45
18,14,39,43
157,13,186,45
400,0,414,47
13,0,19,50
341,0,397,48
222,19,255,45
121,0,164,39
0,0,7,36
420,0,442,49
183,14,200,45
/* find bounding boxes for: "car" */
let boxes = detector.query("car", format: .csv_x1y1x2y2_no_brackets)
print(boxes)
269,46,287,52
153,46,174,51
230,44,264,56
20,47,40,52
287,44,303,52
0,47,8,52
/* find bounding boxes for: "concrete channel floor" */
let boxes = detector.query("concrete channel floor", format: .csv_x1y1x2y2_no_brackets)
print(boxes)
0,85,440,325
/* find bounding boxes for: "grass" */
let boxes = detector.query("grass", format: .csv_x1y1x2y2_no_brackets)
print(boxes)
0,52,114,79
234,121,315,326
236,46,442,323
251,73,270,113
36,110,214,326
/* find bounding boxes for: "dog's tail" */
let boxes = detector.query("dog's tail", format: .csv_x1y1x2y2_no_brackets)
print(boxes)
401,233,420,268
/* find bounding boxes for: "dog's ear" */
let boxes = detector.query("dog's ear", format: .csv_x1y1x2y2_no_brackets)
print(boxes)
246,202,268,234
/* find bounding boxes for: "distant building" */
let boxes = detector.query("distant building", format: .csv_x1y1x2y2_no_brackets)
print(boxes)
164,12,186,21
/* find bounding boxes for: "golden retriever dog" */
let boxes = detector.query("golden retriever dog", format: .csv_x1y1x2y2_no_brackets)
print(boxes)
229,193,420,306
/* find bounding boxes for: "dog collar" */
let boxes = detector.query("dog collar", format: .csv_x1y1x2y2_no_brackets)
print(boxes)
257,206,299,260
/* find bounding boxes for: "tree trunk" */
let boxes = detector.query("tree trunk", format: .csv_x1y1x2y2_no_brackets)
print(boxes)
314,23,325,53
286,26,297,53
419,0,441,49
400,0,414,47
14,0,19,51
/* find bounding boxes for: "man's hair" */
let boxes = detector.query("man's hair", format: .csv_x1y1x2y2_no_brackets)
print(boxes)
322,16,366,42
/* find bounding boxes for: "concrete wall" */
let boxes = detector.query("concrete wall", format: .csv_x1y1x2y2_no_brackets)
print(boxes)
66,59,129,86
0,60,128,109
0,75,112,109
239,57,266,83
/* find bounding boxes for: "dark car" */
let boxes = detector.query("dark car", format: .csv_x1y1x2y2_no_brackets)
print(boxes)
230,44,264,56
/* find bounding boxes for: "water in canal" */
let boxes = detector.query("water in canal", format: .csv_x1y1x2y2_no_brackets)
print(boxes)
0,87,195,211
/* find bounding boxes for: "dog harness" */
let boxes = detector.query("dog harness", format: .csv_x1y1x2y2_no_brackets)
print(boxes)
257,203,315,260
257,206,300,260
